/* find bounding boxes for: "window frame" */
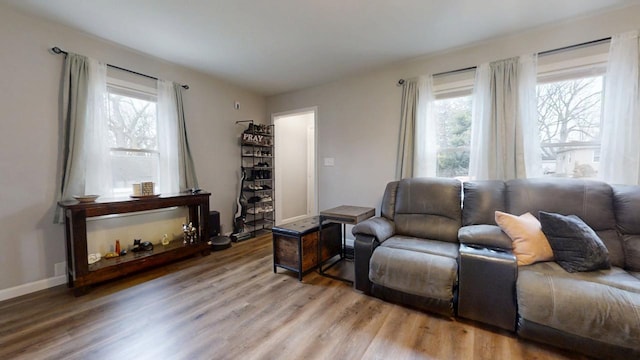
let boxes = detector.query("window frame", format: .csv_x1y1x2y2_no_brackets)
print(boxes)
431,69,475,179
535,47,608,179
105,78,161,196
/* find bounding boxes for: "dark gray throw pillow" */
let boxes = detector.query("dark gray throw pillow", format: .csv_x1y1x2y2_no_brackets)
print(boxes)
538,211,610,273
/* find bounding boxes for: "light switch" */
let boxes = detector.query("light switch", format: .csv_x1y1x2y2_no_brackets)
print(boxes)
324,157,335,166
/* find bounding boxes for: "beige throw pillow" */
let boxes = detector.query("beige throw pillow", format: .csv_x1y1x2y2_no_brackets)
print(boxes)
495,211,554,266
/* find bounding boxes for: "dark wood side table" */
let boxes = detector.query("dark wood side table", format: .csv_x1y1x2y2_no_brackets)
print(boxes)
318,205,375,283
272,216,341,280
58,192,211,294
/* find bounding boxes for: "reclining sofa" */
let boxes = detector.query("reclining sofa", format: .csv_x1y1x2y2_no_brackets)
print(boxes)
353,177,640,359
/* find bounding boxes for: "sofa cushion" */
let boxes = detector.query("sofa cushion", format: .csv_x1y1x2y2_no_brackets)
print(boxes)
597,229,626,269
394,178,462,243
517,262,640,351
613,184,640,271
539,212,610,272
369,245,457,301
380,235,459,259
506,179,616,230
622,234,640,272
495,211,553,266
381,181,400,220
462,180,506,226
506,179,625,268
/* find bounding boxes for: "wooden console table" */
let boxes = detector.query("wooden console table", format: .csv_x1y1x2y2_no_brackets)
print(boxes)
58,192,211,294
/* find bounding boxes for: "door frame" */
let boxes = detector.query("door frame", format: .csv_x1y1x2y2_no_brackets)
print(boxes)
272,106,318,225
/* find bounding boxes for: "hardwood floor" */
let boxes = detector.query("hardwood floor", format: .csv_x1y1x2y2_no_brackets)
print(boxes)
0,233,588,360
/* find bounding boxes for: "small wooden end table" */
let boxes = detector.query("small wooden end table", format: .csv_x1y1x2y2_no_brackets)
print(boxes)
318,205,375,283
272,216,341,281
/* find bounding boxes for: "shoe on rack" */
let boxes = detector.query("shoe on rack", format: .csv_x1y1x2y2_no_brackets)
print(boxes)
247,196,262,203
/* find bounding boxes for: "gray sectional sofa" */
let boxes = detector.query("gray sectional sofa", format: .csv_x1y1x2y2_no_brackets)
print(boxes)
353,177,640,359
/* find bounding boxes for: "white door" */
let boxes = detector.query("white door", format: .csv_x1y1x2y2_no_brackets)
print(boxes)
273,108,317,225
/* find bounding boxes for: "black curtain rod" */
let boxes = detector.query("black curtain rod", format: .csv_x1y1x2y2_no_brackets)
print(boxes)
51,47,189,90
397,36,613,85
538,36,611,56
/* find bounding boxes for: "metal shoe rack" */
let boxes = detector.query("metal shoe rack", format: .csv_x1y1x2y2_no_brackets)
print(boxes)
237,120,275,239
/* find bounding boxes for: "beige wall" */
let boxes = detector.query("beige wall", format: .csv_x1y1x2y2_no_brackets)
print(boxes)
0,4,266,295
267,5,640,214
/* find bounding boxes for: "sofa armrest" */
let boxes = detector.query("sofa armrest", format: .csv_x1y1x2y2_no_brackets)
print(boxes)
458,243,518,331
458,224,512,250
354,234,380,293
352,217,395,243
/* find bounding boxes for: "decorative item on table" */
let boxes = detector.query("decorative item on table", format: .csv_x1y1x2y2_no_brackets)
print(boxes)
132,238,154,252
141,181,154,196
131,182,159,198
161,233,170,246
73,194,99,203
104,251,119,259
88,253,101,264
132,183,142,196
115,239,127,256
183,222,198,244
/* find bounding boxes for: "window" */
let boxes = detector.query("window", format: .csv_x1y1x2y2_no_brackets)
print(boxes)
433,70,474,179
537,76,603,178
433,95,472,178
536,45,608,179
106,82,159,195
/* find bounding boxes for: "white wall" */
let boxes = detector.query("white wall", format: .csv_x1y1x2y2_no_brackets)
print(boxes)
267,5,640,214
0,4,266,296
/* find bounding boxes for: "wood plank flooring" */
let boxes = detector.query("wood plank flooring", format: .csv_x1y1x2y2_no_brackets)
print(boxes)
0,233,588,360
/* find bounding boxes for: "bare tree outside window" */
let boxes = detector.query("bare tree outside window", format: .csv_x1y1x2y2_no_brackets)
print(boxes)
536,76,603,178
107,93,157,150
106,88,159,193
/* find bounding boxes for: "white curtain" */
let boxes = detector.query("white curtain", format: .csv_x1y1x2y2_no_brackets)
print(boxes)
517,54,543,179
469,55,541,180
157,79,180,194
84,58,111,197
600,31,640,185
414,75,437,177
157,80,199,193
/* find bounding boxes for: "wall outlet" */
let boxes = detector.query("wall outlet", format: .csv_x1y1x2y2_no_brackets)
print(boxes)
234,101,240,110
54,262,66,277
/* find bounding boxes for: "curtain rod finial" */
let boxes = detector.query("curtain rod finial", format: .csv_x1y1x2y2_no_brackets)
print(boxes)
397,79,405,86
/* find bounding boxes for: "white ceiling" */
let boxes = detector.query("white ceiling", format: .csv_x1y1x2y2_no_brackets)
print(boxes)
4,0,639,95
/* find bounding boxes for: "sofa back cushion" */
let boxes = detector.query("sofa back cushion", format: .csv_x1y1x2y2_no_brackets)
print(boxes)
613,184,640,271
393,177,462,243
506,178,624,267
462,180,506,226
381,181,400,220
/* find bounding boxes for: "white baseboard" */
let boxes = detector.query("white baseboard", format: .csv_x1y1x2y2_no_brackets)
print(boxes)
0,275,66,302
